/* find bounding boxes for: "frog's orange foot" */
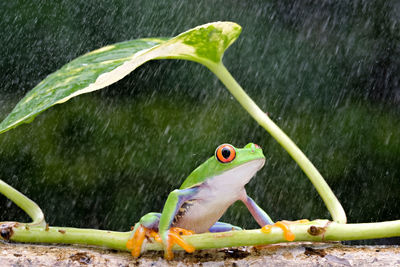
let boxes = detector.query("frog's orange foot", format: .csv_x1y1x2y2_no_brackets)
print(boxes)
283,219,310,224
164,227,195,260
261,219,310,242
126,225,162,258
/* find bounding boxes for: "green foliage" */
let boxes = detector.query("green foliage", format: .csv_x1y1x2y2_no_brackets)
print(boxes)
0,38,166,134
181,24,241,63
0,22,241,135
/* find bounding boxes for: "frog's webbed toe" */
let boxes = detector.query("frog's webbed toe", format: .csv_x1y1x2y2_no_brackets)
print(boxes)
126,224,163,258
261,219,310,241
126,213,162,258
126,223,195,259
164,227,195,260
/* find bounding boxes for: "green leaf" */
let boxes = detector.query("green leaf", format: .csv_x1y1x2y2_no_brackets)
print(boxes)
0,22,241,134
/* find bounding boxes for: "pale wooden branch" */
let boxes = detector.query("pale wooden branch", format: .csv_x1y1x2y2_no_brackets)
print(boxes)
1,241,400,266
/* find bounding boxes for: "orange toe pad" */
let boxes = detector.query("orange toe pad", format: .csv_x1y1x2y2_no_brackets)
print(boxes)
127,226,196,260
126,225,162,258
165,227,195,260
261,221,295,241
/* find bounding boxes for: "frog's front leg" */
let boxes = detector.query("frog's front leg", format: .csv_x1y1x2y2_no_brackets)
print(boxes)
239,189,273,226
239,189,306,241
158,187,198,260
127,188,198,259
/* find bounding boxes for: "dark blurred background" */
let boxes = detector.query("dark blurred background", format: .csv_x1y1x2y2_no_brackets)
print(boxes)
0,1,399,244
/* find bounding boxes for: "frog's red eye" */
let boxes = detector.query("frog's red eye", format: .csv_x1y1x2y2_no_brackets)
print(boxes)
215,144,236,163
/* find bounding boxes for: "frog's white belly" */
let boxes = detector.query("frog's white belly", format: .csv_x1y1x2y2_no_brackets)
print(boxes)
173,159,265,233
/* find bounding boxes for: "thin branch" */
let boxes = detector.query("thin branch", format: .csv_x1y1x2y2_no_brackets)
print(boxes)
206,62,347,224
0,179,45,226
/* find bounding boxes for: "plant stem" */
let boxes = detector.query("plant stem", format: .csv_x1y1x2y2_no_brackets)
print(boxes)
4,224,131,251
0,179,45,226
206,62,347,224
5,220,400,252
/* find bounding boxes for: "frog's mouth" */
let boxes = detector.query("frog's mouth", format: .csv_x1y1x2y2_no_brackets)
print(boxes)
242,157,265,173
256,157,266,170
209,158,266,190
234,158,265,186
245,157,266,177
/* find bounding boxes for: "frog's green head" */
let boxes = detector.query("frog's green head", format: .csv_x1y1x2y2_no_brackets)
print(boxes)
180,143,265,189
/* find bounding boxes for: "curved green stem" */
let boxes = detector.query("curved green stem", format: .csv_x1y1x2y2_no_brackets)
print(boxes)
206,62,347,224
4,220,400,253
0,179,45,226
5,225,130,251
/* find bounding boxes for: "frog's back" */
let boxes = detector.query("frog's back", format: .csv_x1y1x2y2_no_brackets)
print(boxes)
179,157,216,189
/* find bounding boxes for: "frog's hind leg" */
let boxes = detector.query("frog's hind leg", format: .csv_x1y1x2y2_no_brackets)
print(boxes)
209,221,242,232
139,212,161,231
126,212,162,258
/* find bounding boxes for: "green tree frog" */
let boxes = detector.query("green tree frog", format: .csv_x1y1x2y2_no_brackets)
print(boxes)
126,143,295,259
